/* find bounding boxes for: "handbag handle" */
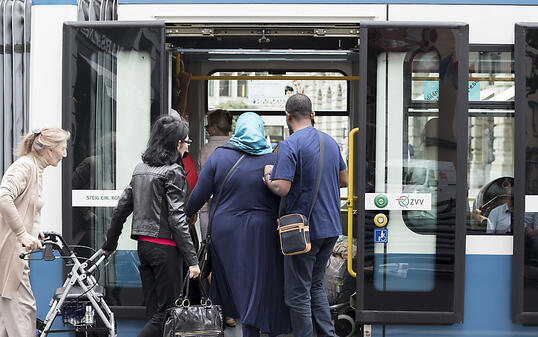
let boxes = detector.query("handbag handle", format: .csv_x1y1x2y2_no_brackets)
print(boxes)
176,274,212,307
206,153,246,243
279,130,324,220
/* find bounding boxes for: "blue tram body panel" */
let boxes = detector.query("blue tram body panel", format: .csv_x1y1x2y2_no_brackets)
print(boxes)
372,255,538,337
30,253,538,336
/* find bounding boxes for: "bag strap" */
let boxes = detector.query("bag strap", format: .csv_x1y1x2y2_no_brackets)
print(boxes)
177,274,211,305
206,153,246,242
308,130,324,221
278,130,324,221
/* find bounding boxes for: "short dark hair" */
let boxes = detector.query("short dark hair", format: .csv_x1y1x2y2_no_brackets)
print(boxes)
207,109,232,133
142,115,188,166
285,94,312,121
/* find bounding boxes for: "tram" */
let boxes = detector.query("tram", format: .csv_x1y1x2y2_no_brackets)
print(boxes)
15,1,538,336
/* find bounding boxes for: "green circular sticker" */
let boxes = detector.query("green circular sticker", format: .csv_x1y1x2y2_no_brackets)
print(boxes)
374,194,388,208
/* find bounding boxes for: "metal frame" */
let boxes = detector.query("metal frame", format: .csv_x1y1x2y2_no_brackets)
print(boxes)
38,238,115,337
62,20,167,319
513,22,538,325
357,21,468,324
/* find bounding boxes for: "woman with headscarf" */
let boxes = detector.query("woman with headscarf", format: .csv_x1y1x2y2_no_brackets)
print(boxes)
186,112,291,337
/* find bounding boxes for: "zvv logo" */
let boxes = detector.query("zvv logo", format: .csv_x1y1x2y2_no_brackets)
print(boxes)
396,195,409,208
396,195,425,208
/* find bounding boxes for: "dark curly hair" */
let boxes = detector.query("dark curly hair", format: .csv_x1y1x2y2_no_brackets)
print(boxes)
142,115,188,166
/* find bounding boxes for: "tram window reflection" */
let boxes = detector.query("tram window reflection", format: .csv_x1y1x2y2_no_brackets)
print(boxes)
466,112,514,234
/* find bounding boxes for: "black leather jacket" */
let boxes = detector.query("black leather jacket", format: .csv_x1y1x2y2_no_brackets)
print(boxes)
102,162,198,266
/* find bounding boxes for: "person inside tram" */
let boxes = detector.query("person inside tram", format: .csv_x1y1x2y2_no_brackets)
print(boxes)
0,126,70,337
185,112,291,337
525,212,538,260
101,115,200,337
198,109,233,240
486,181,513,234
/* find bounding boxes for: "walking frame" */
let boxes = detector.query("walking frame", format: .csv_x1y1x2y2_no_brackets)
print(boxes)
21,232,116,336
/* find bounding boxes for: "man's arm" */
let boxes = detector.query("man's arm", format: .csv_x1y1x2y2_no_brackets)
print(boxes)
264,165,291,197
339,169,349,188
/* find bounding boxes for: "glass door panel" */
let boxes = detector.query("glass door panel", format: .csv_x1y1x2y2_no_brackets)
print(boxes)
357,22,468,324
62,21,166,317
514,23,538,324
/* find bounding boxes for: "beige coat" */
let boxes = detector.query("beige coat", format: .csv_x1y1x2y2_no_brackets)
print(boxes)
0,155,45,299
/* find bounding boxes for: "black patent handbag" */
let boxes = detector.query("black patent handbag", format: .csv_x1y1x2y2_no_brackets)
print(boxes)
163,275,224,337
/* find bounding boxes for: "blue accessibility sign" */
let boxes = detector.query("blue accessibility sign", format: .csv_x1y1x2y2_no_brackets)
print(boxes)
374,228,388,243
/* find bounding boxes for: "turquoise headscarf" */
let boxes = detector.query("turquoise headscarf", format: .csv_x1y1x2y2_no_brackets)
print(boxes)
228,112,272,155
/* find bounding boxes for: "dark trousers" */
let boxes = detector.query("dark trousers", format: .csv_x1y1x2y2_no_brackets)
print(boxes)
284,237,338,337
137,241,183,337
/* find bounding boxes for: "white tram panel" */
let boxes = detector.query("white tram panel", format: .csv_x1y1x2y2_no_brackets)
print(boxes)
389,5,538,44
116,4,387,23
29,4,77,235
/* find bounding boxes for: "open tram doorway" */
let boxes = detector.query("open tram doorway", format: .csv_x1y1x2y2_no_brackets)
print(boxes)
166,27,361,335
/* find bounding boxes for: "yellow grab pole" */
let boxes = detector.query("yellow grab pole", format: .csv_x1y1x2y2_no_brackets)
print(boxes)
347,127,359,278
175,54,181,76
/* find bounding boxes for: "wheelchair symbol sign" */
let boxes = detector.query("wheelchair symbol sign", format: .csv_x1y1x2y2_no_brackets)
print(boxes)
374,228,388,243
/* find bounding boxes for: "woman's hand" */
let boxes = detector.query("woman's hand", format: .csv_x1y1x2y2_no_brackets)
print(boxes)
188,264,201,278
18,232,42,250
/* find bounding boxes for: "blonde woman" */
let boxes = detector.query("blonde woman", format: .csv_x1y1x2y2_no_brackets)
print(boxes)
0,127,70,337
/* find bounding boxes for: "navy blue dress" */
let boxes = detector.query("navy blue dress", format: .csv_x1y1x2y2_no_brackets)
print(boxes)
185,147,291,336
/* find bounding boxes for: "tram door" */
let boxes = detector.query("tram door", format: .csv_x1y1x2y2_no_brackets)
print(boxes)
514,23,538,325
354,23,468,325
62,21,167,316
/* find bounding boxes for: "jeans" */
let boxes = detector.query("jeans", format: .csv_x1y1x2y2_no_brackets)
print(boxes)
137,241,183,337
284,237,338,337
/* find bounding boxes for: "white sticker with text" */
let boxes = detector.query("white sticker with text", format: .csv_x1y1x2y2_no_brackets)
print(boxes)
365,193,432,211
72,190,124,207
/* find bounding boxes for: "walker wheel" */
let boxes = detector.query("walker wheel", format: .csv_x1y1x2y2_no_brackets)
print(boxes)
334,314,355,337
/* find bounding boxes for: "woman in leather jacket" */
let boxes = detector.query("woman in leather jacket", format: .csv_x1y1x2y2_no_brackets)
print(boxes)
102,115,200,337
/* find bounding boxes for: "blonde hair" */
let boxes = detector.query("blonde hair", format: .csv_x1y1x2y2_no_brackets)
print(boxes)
18,127,70,157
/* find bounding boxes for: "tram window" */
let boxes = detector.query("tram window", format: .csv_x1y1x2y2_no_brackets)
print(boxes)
207,71,348,113
208,80,215,97
205,71,349,199
469,51,514,101
219,72,232,97
466,48,515,234
410,50,514,103
407,47,515,235
467,110,514,234
237,73,248,98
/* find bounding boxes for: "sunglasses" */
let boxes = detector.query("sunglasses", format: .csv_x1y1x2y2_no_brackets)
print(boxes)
182,139,193,145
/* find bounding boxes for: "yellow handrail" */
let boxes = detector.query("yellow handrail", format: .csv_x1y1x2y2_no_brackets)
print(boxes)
347,128,359,278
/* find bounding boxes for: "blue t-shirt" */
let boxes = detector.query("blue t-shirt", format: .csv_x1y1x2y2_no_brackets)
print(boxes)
271,126,346,239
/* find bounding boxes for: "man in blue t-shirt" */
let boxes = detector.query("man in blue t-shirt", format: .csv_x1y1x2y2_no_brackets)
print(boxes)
264,94,348,337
